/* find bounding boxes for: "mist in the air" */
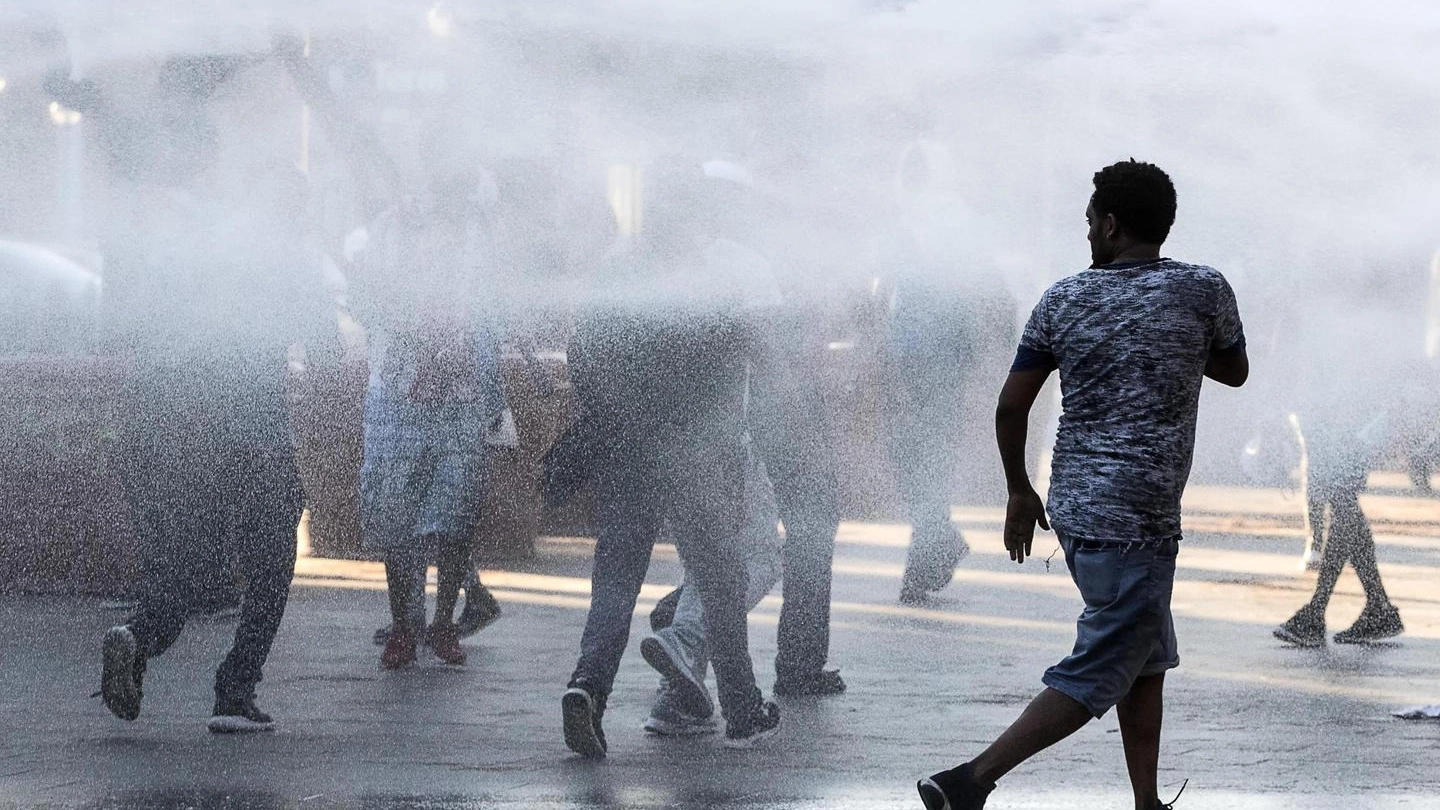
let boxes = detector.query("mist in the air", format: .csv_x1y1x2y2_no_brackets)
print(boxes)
3,0,1440,488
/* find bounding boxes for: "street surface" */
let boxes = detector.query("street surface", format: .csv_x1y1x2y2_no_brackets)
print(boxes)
3,479,1438,809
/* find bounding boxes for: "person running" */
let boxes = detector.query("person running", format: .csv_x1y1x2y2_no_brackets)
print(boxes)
916,160,1248,810
69,56,337,733
560,159,780,756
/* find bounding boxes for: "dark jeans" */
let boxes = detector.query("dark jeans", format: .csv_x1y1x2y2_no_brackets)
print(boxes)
119,370,303,700
751,379,840,681
1306,454,1391,612
571,414,762,724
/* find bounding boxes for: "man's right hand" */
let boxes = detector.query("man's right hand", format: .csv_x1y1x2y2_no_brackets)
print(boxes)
1004,488,1050,564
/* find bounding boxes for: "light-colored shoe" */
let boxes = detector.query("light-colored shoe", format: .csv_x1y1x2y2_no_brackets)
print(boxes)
639,628,714,720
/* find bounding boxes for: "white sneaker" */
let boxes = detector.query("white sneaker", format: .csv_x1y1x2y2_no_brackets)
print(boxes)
639,629,714,720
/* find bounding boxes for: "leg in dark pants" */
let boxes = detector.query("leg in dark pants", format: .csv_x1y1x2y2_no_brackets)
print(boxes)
1306,461,1394,613
885,366,968,598
661,420,761,726
750,352,842,683
122,430,220,666
756,412,841,682
1279,454,1402,645
571,444,663,696
213,443,303,700
433,532,472,626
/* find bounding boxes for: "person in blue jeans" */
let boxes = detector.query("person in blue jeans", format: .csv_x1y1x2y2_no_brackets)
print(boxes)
916,160,1248,810
561,161,781,756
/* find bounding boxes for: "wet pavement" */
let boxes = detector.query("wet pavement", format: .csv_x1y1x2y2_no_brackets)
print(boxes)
3,481,1439,809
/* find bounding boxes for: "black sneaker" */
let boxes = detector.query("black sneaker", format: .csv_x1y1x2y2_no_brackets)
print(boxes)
1334,602,1404,644
775,668,847,697
456,583,503,639
207,694,275,734
917,762,993,810
722,699,780,749
649,586,683,632
562,678,608,758
1273,608,1326,647
99,626,143,721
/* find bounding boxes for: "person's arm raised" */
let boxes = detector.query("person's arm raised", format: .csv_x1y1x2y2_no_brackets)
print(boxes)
272,34,404,216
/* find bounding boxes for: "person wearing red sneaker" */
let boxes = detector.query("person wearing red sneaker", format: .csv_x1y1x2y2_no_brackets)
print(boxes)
351,172,507,671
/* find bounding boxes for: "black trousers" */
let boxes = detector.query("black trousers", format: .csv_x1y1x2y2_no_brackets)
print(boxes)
119,369,303,700
571,414,762,724
751,379,841,680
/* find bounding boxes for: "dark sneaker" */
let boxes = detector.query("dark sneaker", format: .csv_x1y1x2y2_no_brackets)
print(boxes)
917,762,993,810
775,668,847,697
648,586,684,632
562,678,608,758
1273,608,1326,648
380,625,418,670
99,626,144,721
456,583,502,639
639,629,714,719
426,622,467,666
722,699,780,749
207,694,275,734
643,682,719,737
1334,603,1404,644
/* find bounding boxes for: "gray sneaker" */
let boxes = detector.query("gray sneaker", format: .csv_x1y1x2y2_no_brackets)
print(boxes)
639,628,714,720
643,682,719,737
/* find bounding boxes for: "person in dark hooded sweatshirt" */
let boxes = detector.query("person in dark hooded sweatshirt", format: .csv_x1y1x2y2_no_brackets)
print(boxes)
52,55,336,733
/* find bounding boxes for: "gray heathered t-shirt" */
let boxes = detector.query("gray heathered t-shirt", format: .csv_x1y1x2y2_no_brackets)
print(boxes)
1012,258,1246,544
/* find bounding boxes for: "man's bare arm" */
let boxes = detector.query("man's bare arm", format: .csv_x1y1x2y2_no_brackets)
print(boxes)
996,369,1052,563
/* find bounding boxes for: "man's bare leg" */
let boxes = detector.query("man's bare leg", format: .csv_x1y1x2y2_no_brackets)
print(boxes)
1116,673,1165,810
968,687,1093,784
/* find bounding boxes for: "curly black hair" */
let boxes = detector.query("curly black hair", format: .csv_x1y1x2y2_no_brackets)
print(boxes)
1091,160,1176,244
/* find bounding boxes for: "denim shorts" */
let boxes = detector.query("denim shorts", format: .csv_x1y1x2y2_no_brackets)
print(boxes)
1042,536,1180,718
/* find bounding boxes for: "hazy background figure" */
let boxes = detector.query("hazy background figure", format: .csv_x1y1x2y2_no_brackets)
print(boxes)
347,169,508,671
1274,369,1440,647
561,159,781,757
54,53,339,732
725,167,848,695
870,148,1018,602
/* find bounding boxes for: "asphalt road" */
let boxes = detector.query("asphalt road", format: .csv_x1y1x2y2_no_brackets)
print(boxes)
3,482,1438,809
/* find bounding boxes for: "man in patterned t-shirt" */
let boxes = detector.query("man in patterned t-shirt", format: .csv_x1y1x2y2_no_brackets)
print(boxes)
917,161,1248,810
